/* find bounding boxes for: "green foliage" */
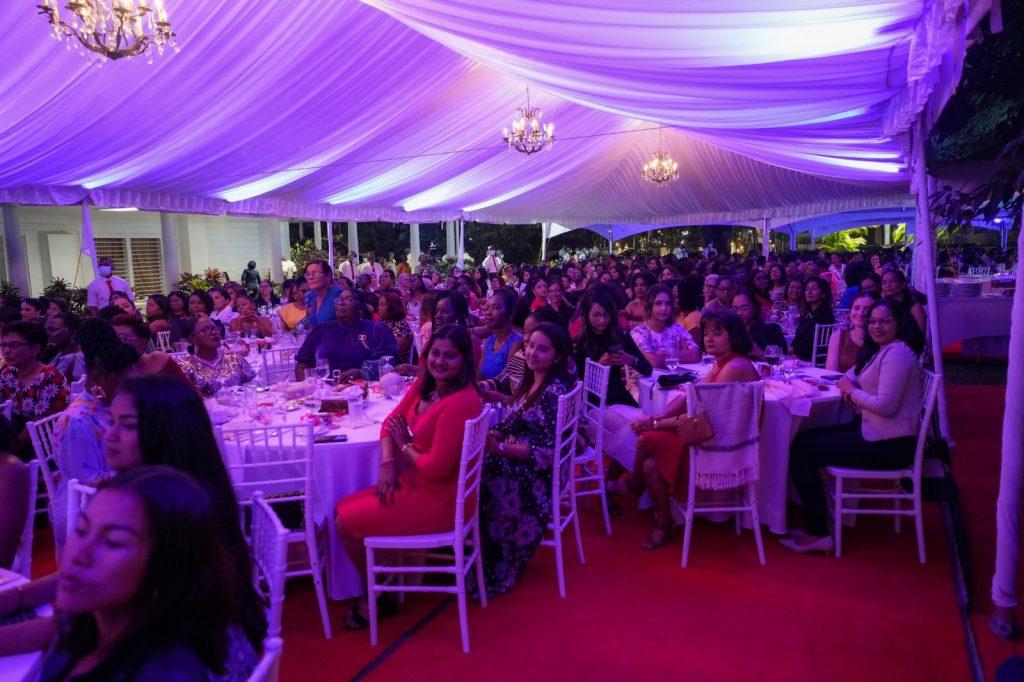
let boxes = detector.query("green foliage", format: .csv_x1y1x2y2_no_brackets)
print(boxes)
174,268,226,294
43,278,88,316
816,227,868,252
0,280,22,304
434,254,476,276
289,239,328,273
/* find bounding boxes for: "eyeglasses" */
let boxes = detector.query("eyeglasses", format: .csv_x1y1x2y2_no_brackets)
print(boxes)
194,327,220,336
867,317,894,327
716,284,733,291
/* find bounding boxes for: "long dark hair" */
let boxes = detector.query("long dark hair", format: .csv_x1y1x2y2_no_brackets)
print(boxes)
419,324,477,400
854,299,924,373
700,310,753,356
146,294,170,323
677,275,704,315
78,317,139,374
116,375,267,649
511,322,574,409
575,289,624,358
61,467,237,675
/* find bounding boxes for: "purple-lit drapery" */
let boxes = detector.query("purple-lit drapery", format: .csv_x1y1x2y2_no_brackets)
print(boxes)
0,1,989,226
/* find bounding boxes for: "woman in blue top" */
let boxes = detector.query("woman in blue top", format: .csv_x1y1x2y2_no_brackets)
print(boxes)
295,289,398,381
302,259,343,327
478,288,522,381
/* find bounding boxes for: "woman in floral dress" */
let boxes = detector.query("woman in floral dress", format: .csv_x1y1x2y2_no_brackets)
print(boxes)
473,322,577,599
177,317,256,398
0,321,70,458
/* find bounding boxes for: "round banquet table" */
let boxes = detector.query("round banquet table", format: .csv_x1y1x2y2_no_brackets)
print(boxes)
633,364,851,534
211,385,398,601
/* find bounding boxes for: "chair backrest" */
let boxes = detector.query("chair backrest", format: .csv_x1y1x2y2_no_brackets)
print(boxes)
686,381,764,489
262,348,299,384
11,461,39,578
552,383,584,510
912,370,941,480
453,407,492,535
968,266,990,276
155,330,173,352
250,492,288,639
247,637,283,682
811,323,844,368
65,479,99,551
27,413,65,504
581,359,610,450
216,424,316,526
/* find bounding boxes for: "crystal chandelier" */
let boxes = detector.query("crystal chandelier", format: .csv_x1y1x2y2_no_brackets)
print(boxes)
641,127,679,186
502,87,554,155
37,0,178,63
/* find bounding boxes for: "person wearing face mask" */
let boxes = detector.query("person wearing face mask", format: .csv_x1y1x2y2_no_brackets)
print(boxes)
86,257,134,316
483,246,503,274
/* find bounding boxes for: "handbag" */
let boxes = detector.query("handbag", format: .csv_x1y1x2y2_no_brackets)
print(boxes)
675,410,714,447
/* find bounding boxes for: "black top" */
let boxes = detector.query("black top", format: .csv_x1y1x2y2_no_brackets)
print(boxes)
573,330,652,407
747,321,787,354
240,267,261,291
40,642,209,682
792,303,835,361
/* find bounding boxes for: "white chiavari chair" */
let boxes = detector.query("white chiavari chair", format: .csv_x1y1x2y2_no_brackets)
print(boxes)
811,323,844,368
827,370,939,563
27,413,64,526
967,266,990,276
574,359,612,535
681,381,766,568
249,492,288,639
64,478,98,555
247,637,283,682
217,423,332,638
155,330,173,352
541,383,585,598
261,348,299,384
11,461,39,578
363,408,491,653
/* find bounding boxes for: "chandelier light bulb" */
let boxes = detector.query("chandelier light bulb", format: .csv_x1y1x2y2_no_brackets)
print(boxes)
501,87,555,155
38,0,178,62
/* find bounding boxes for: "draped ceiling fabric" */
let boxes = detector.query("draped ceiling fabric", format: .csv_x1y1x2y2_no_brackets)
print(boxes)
0,0,990,227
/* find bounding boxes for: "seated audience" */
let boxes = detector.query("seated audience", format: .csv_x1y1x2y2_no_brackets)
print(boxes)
541,278,574,328
0,321,70,457
19,297,46,323
256,280,280,309
703,276,733,314
675,276,704,340
474,323,577,598
376,289,413,359
208,287,237,327
782,299,925,553
611,312,758,550
145,294,171,336
295,288,397,381
279,277,309,330
479,289,523,382
335,325,483,629
825,291,880,373
39,467,242,680
43,313,86,385
791,276,835,361
881,269,927,333
630,284,701,369
112,314,191,382
178,317,255,397
624,271,656,325
481,307,563,398
109,291,139,318
228,294,273,338
731,289,786,360
303,259,343,328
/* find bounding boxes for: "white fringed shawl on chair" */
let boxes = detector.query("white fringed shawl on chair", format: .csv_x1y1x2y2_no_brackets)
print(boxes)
686,382,764,490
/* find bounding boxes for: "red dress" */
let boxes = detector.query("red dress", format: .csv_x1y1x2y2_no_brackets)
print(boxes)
639,353,749,499
336,382,483,539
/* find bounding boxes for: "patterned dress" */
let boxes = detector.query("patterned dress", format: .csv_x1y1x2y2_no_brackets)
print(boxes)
52,392,112,545
472,376,572,599
178,350,256,398
0,364,70,428
630,320,700,359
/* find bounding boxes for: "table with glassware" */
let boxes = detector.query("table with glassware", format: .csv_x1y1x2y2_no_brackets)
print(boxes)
635,363,850,534
210,372,408,601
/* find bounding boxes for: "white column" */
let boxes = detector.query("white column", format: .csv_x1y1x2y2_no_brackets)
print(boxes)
761,217,771,258
992,206,1024,611
540,222,550,263
883,223,892,246
279,220,290,261
1,205,30,295
347,220,359,260
445,221,456,257
268,219,283,281
788,226,796,252
409,223,420,267
456,219,465,269
327,221,335,268
912,117,948,438
160,212,180,291
313,221,323,250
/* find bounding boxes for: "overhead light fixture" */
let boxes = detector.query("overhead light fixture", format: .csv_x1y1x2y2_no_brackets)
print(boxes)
641,127,679,186
38,0,178,63
502,87,554,155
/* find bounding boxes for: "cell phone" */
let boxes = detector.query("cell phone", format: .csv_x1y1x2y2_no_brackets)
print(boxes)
316,434,349,443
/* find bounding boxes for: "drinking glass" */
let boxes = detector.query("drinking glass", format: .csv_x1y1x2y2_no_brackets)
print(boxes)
664,346,679,372
763,345,782,376
701,353,715,375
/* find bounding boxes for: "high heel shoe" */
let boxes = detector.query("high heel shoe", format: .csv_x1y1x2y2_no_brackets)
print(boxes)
778,535,834,555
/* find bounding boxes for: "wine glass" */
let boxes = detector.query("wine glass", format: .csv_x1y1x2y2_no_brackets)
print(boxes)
665,344,679,372
781,358,797,383
701,353,715,375
764,345,782,376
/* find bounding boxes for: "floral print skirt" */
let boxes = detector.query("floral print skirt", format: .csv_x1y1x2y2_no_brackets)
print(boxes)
470,453,552,600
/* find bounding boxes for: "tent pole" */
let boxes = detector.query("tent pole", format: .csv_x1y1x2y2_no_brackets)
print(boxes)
327,221,335,269
762,217,770,259
540,222,548,263
991,203,1024,616
788,225,796,252
456,219,465,269
912,116,949,439
347,221,359,263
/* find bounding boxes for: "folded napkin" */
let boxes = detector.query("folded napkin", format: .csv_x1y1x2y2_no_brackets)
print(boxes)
764,379,817,417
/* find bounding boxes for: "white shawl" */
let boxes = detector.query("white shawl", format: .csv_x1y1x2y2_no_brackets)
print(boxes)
686,381,764,490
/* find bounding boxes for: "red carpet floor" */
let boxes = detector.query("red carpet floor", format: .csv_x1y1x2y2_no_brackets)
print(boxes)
30,379,1014,680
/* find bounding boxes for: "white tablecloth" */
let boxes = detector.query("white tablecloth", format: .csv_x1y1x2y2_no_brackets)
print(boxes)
0,569,48,682
935,295,1013,346
213,388,397,600
633,365,848,534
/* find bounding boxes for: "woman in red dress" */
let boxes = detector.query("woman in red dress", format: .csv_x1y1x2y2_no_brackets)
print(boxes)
336,323,483,629
610,311,759,550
